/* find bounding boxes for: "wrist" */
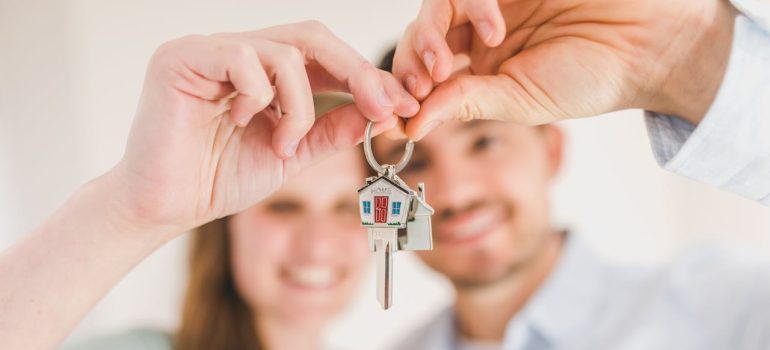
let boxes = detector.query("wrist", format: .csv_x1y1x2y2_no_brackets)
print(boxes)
81,170,183,246
648,0,739,125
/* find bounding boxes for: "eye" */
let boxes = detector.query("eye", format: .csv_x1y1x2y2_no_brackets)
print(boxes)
401,157,428,175
470,134,497,153
336,200,359,216
265,200,301,214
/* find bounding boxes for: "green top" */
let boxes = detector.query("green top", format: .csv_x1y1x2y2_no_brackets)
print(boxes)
62,329,173,350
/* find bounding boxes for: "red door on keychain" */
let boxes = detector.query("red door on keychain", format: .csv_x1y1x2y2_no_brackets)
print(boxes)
374,196,388,223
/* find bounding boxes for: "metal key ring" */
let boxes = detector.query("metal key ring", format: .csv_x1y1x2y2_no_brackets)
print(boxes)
364,121,414,175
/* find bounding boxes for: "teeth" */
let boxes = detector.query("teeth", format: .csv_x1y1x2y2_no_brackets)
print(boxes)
445,210,498,239
286,267,335,288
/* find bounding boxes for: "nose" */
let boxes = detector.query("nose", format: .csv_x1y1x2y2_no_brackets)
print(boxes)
429,154,485,215
290,212,342,263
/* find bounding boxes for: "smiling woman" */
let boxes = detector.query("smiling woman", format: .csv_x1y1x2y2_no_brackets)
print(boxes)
178,146,369,350
62,95,371,350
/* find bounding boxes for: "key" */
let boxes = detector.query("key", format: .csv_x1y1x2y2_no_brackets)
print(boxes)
371,228,397,309
359,121,434,310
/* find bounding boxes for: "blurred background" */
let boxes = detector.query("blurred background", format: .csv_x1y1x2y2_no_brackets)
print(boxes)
1,1,769,349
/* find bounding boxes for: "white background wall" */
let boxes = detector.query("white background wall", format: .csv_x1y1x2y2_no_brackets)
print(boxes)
1,1,769,349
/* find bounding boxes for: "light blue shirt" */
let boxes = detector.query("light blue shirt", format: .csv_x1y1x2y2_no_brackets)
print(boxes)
394,234,770,350
646,1,770,205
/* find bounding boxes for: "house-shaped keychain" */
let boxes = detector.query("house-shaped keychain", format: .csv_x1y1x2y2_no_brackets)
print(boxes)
358,171,434,309
358,174,434,251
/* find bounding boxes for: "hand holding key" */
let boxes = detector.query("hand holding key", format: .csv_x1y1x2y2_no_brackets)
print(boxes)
0,22,420,350
394,0,738,140
117,21,420,234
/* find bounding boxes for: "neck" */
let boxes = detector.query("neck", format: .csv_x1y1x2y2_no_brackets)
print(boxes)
255,315,323,350
453,231,563,342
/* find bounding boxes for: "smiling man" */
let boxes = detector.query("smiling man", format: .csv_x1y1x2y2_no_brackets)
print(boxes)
375,48,770,349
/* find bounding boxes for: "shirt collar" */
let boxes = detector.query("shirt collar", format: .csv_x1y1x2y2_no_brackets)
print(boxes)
503,233,612,348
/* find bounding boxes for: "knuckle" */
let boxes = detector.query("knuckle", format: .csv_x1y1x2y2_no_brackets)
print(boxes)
225,42,255,62
295,20,334,57
149,35,205,75
298,19,329,35
284,113,315,137
280,45,305,67
296,111,316,127
152,35,195,62
254,89,275,108
358,59,377,75
344,59,377,94
454,78,481,122
209,32,233,39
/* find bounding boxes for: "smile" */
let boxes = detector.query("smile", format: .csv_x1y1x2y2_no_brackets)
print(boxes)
435,205,507,245
281,266,340,291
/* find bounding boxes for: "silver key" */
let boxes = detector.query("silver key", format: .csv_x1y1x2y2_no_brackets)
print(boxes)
358,121,434,310
371,228,396,308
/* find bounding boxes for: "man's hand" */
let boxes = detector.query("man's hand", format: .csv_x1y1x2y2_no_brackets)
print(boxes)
115,21,419,234
394,0,739,140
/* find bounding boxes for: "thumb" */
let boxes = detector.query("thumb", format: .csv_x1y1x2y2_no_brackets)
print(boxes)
457,0,507,47
404,74,559,140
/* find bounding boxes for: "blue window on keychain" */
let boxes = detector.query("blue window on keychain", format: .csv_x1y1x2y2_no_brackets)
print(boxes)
391,202,402,215
362,201,371,214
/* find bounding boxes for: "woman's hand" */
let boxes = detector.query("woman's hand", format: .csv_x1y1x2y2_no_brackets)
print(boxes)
114,21,419,234
0,21,419,350
394,0,738,140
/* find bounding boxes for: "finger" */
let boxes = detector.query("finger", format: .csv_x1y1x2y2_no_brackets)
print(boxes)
404,74,558,141
154,35,274,124
457,0,506,47
245,21,408,122
392,38,434,100
383,117,408,140
227,52,273,126
253,41,316,159
380,70,420,117
171,70,236,101
304,61,347,93
393,0,456,99
285,104,399,173
452,53,472,75
412,0,455,83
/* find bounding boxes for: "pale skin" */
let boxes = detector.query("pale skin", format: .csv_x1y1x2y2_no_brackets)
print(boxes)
229,148,369,350
0,0,742,347
0,21,417,350
393,0,739,140
374,121,565,341
379,0,739,340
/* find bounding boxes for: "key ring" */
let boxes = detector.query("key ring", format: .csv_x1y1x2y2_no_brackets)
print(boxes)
364,121,414,175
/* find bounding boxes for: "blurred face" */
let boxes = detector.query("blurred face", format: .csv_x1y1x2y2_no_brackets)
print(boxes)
373,121,562,288
228,148,369,325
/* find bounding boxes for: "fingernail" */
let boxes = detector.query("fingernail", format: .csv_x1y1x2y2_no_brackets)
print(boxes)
476,20,494,43
404,74,418,95
283,140,299,158
377,89,393,108
419,120,441,139
422,51,436,77
400,90,420,115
